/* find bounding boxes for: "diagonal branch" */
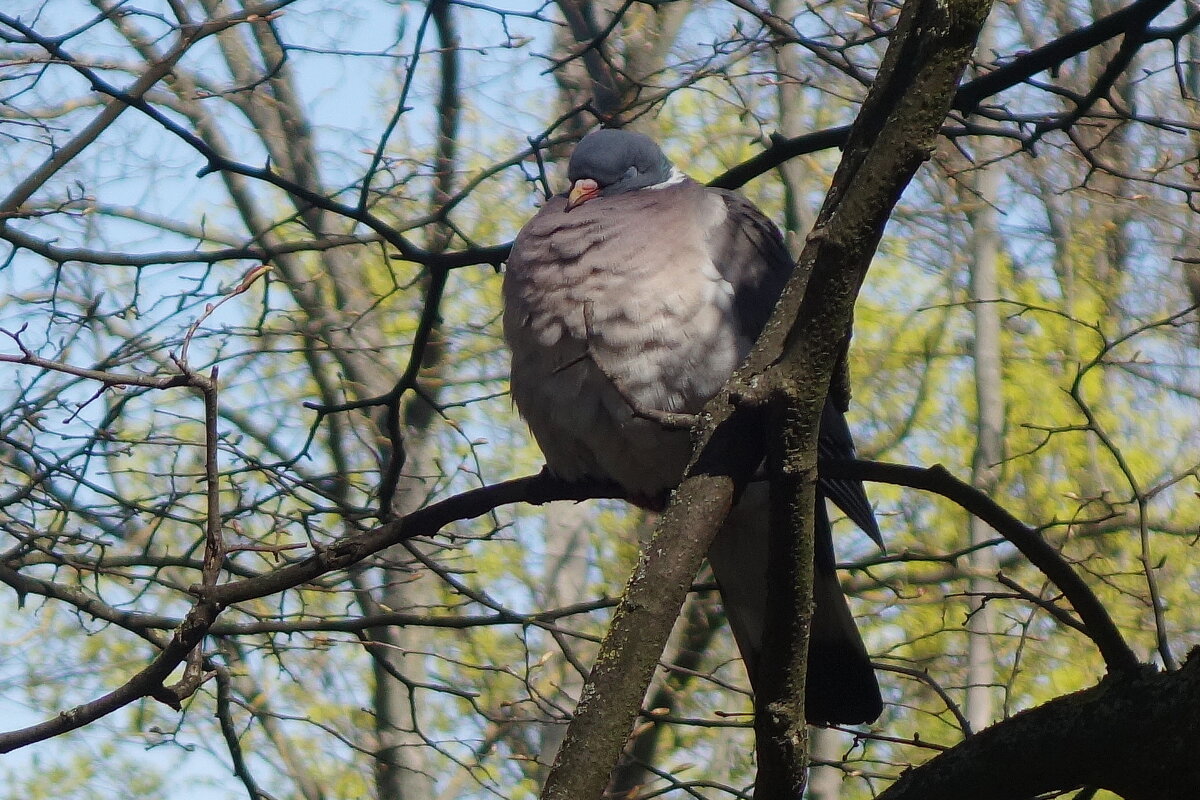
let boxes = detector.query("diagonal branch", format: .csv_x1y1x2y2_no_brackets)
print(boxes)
750,0,996,792
820,459,1139,672
539,0,993,797
0,602,220,753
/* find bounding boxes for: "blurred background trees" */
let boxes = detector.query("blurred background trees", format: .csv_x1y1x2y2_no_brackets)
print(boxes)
1,0,1197,797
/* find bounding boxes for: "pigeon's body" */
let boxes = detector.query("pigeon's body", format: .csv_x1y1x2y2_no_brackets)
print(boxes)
505,175,770,495
503,129,883,724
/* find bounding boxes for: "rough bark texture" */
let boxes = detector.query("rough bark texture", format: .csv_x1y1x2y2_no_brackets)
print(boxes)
878,652,1200,800
538,468,740,800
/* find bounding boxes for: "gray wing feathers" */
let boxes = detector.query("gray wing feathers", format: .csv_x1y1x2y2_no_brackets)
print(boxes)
708,190,793,341
709,190,881,548
819,402,884,548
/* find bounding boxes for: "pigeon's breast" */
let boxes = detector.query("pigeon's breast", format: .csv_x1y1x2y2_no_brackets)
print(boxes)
503,185,747,494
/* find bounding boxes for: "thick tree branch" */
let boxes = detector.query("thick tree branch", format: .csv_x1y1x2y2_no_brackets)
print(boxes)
876,651,1200,800
201,471,622,605
540,0,994,797
750,0,994,792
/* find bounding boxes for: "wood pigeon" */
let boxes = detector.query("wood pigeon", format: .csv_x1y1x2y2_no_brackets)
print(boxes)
502,128,883,725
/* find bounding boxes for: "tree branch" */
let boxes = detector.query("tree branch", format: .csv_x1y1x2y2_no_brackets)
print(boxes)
876,651,1200,800
710,0,1188,191
540,0,993,796
821,459,1140,673
750,0,994,792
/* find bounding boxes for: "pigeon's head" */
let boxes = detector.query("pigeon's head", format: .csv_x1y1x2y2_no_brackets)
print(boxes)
564,129,674,210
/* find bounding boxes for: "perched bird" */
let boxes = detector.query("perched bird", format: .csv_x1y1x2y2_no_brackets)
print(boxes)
502,128,883,724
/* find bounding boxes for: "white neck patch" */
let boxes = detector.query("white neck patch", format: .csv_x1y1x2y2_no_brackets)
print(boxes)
647,166,687,190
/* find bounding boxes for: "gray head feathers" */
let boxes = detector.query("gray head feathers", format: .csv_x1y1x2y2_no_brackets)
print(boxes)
566,129,674,196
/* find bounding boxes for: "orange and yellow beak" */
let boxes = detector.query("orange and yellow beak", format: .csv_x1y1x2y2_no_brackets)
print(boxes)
565,178,600,211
